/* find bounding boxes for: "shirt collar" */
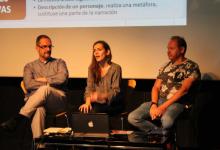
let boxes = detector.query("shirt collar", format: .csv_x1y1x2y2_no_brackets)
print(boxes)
38,57,53,64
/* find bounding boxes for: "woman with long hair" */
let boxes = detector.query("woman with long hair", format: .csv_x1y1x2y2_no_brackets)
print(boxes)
79,40,123,115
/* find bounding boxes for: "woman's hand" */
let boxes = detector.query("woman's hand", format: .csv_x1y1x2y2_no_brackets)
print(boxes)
90,92,108,104
79,103,92,113
90,92,98,102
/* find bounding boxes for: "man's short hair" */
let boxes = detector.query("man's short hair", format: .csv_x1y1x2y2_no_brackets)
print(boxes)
171,36,187,55
36,35,51,45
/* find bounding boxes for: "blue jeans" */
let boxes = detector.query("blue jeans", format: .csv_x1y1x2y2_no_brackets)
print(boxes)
128,99,184,132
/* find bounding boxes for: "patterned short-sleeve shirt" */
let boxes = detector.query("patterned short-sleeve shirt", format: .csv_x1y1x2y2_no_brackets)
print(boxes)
157,58,201,100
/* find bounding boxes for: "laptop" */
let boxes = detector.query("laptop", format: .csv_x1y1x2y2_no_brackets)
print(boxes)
71,112,110,138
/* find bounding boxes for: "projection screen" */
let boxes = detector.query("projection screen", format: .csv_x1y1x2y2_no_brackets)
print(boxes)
0,0,220,80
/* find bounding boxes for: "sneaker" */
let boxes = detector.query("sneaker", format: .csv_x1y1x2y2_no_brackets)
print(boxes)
37,143,46,149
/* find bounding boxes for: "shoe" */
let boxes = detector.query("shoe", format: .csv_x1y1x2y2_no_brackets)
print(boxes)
37,143,46,149
0,114,29,132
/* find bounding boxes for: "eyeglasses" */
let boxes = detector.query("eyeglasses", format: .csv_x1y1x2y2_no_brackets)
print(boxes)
38,45,54,49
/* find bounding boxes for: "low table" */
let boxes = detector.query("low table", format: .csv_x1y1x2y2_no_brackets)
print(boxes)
35,131,169,150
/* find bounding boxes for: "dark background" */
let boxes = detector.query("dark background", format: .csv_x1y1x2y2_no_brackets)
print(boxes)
0,77,220,150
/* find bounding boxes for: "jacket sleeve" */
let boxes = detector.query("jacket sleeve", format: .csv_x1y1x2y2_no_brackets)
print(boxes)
107,65,122,104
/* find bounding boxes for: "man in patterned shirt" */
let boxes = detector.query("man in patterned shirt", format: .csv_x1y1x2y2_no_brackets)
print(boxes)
128,36,201,134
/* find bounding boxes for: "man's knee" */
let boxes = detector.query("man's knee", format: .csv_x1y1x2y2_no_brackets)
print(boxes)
128,111,139,125
161,115,174,129
34,85,55,100
37,85,52,94
128,103,148,125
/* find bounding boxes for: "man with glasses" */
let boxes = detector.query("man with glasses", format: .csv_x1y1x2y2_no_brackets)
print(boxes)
0,35,69,139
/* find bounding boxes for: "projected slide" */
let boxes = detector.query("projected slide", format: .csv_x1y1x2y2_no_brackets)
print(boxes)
0,0,187,28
